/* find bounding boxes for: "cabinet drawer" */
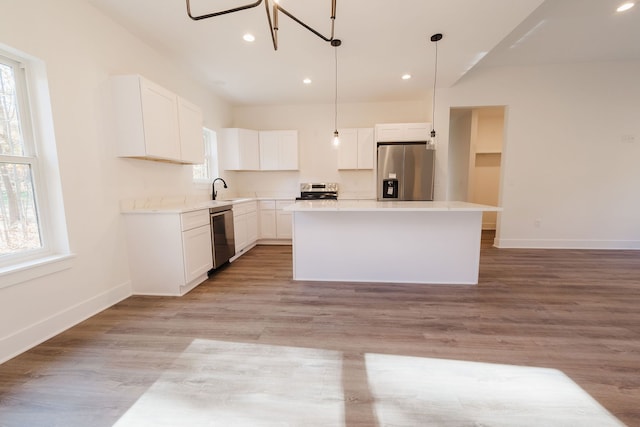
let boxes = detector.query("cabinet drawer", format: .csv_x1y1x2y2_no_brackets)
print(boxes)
233,201,257,216
259,200,276,210
181,209,210,231
276,200,294,210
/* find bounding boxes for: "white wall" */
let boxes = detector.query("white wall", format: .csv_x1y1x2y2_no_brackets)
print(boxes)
438,61,640,249
448,109,472,201
230,100,430,199
0,0,232,362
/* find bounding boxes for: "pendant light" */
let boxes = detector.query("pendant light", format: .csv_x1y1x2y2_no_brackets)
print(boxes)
429,33,443,149
332,39,341,146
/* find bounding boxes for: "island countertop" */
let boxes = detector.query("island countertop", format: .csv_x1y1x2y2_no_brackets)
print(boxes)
286,200,501,212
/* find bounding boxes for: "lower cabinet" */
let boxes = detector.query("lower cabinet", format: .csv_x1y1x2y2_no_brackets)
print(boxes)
231,201,258,259
259,200,294,243
123,209,213,296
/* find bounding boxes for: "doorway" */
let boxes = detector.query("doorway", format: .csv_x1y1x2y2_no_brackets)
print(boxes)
448,106,505,231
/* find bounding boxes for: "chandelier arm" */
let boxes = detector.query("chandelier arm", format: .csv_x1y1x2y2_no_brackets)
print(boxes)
275,3,336,43
264,0,278,50
185,0,263,21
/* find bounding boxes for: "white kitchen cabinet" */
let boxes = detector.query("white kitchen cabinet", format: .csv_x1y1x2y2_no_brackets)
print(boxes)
375,123,431,142
123,209,212,296
276,200,294,239
247,210,258,243
111,75,203,164
182,223,213,284
259,130,299,170
337,128,374,170
258,200,293,242
231,200,258,259
259,201,277,239
219,128,260,171
177,97,205,164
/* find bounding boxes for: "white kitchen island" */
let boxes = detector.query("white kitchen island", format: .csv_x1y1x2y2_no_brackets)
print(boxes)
286,200,501,285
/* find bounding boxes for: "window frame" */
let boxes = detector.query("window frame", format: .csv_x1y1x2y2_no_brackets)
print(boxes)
0,44,72,288
192,127,219,185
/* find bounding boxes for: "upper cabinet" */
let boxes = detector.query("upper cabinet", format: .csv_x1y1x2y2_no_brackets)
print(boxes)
259,130,299,171
220,128,298,171
337,128,374,170
219,128,260,171
375,123,431,142
111,75,204,165
177,97,205,164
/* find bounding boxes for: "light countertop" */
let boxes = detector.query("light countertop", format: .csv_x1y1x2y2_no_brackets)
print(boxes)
286,200,502,212
120,196,297,214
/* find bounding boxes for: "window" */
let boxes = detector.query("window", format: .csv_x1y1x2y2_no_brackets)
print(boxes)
0,45,70,286
192,128,219,183
0,55,42,260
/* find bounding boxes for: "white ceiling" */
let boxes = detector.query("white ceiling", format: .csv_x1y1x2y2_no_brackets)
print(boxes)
86,0,639,106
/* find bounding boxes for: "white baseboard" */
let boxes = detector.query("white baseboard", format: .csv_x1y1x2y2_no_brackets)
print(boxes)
257,239,292,246
0,281,131,364
495,238,640,250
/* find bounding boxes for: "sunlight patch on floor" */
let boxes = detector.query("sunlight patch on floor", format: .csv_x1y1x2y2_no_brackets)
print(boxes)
365,354,624,427
112,339,624,426
113,339,345,427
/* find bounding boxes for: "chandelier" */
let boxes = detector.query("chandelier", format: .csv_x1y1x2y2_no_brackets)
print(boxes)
185,0,341,51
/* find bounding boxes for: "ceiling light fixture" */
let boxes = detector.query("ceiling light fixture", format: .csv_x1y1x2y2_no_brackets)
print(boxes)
617,2,635,12
303,78,312,85
185,0,339,51
402,74,412,80
243,33,255,42
332,39,341,147
428,33,443,149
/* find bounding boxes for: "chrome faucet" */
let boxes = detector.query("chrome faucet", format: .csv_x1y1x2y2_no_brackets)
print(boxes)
212,177,228,200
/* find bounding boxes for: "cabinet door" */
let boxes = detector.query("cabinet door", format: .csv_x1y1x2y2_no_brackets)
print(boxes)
404,123,431,141
220,128,260,171
177,97,204,164
182,224,213,283
140,78,180,160
276,210,293,239
238,129,260,170
277,130,299,170
375,124,404,142
234,213,248,253
337,129,358,170
259,130,298,170
357,128,375,169
375,123,431,142
247,211,258,244
275,200,294,239
259,209,277,239
259,131,280,170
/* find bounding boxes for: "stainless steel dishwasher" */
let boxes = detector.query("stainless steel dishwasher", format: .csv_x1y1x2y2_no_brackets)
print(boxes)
210,205,235,269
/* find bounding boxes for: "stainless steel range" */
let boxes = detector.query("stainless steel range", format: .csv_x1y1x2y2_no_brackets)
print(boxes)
296,183,338,200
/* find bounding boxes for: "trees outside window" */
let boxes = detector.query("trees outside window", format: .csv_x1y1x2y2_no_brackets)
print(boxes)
0,56,42,259
192,128,219,183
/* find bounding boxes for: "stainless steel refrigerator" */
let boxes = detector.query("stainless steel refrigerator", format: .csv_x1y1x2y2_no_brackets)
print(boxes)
377,142,435,201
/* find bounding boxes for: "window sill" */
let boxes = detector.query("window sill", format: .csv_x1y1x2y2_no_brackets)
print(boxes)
0,253,75,290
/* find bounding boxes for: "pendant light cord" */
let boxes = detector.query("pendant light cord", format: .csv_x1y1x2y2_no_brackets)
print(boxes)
432,39,438,134
334,44,338,132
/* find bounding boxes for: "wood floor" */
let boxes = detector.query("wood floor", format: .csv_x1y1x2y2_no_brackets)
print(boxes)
0,233,639,426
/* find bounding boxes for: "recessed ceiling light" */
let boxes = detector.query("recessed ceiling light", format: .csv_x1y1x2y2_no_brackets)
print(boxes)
617,2,635,12
303,78,312,85
243,33,255,42
402,74,412,80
